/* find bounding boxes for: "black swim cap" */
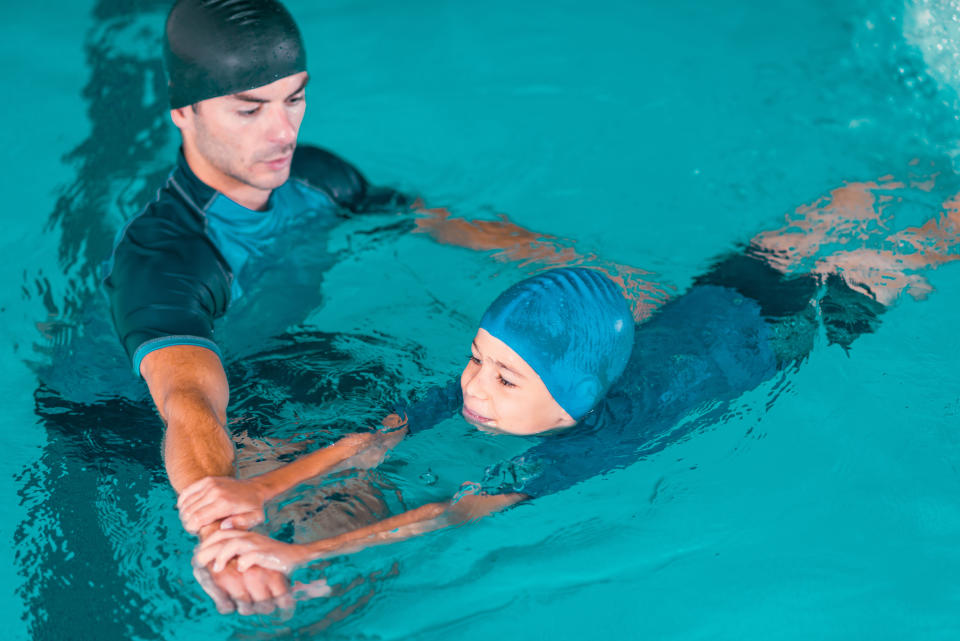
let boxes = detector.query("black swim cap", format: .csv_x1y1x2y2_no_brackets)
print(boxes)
164,0,307,109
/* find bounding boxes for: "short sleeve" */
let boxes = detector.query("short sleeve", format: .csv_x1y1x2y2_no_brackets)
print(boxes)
103,214,230,375
391,380,463,435
291,145,411,213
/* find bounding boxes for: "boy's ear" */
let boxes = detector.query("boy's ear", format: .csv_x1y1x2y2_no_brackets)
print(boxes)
573,375,601,407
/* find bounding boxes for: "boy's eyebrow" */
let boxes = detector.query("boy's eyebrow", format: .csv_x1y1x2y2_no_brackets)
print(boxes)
495,360,526,378
472,341,527,378
232,76,310,104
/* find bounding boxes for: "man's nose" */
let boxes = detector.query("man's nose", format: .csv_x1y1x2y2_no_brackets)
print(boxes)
266,105,297,145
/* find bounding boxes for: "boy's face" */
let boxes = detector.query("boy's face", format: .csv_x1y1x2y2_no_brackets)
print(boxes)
460,329,575,435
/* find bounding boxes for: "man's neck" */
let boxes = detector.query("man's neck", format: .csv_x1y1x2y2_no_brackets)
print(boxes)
181,146,272,211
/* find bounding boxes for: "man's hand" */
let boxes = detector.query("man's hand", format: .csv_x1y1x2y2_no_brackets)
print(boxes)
178,476,268,533
193,555,293,615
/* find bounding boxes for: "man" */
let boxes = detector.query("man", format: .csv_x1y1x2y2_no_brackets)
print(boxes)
103,0,406,614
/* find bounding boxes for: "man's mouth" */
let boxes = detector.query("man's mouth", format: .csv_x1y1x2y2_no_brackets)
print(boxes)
461,405,493,425
262,154,292,170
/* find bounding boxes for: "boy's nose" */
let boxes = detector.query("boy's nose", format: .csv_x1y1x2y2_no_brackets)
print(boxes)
463,369,487,400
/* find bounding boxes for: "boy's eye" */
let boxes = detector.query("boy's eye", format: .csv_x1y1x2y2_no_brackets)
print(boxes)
288,94,305,104
497,375,516,388
239,106,260,116
468,354,481,365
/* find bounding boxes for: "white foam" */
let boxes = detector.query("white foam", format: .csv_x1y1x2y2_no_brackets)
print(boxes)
905,0,960,95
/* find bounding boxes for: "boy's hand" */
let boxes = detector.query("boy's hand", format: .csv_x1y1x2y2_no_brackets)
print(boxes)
196,529,315,575
178,476,268,534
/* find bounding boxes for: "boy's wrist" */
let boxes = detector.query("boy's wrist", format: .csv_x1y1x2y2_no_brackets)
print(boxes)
250,473,279,503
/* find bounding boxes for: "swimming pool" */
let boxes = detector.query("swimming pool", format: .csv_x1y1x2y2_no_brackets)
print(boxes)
5,0,960,638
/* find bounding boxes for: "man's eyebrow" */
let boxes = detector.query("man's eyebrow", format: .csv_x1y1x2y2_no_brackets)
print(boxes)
231,93,269,104
287,75,309,98
232,76,310,104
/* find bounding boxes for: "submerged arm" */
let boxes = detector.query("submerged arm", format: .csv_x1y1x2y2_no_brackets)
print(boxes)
178,416,409,533
748,176,960,306
412,202,672,320
196,490,527,574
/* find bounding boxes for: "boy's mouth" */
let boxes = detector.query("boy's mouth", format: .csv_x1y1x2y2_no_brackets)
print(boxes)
461,405,493,425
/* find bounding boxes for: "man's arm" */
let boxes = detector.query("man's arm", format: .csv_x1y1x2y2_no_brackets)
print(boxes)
195,490,527,574
139,344,295,614
140,345,234,493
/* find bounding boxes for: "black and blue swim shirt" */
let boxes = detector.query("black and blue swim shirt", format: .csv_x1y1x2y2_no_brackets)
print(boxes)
102,146,406,375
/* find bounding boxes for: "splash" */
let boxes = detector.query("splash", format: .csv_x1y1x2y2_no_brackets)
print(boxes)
904,0,960,102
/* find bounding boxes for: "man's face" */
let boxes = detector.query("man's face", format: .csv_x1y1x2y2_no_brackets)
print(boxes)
460,329,575,436
178,71,309,195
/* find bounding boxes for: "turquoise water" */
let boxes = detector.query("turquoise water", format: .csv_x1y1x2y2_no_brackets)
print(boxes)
5,0,960,639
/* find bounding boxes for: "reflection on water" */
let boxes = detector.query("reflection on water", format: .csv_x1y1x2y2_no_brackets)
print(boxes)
16,0,960,639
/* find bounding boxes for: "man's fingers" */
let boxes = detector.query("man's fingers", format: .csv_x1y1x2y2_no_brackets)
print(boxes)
209,565,254,615
182,502,235,534
235,599,255,616
199,527,246,546
177,476,215,509
222,511,263,531
251,599,276,615
292,579,332,600
242,567,288,615
242,569,274,604
269,573,295,611
177,488,215,519
192,561,236,614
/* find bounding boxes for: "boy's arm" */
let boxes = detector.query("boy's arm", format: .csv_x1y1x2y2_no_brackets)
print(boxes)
196,490,527,574
178,417,409,533
412,202,671,321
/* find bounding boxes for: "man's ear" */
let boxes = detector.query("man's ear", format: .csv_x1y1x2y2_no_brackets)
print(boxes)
169,106,192,130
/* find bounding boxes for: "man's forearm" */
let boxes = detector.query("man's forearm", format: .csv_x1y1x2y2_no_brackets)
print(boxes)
162,389,236,494
141,345,234,496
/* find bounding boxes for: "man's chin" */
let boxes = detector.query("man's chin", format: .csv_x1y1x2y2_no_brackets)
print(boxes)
246,169,290,192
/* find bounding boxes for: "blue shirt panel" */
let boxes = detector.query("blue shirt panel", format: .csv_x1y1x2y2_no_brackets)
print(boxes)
103,146,372,375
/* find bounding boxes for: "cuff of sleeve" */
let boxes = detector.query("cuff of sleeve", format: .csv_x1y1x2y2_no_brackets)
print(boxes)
132,335,223,377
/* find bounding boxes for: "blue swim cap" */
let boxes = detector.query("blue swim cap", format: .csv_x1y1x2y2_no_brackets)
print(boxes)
480,268,634,420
